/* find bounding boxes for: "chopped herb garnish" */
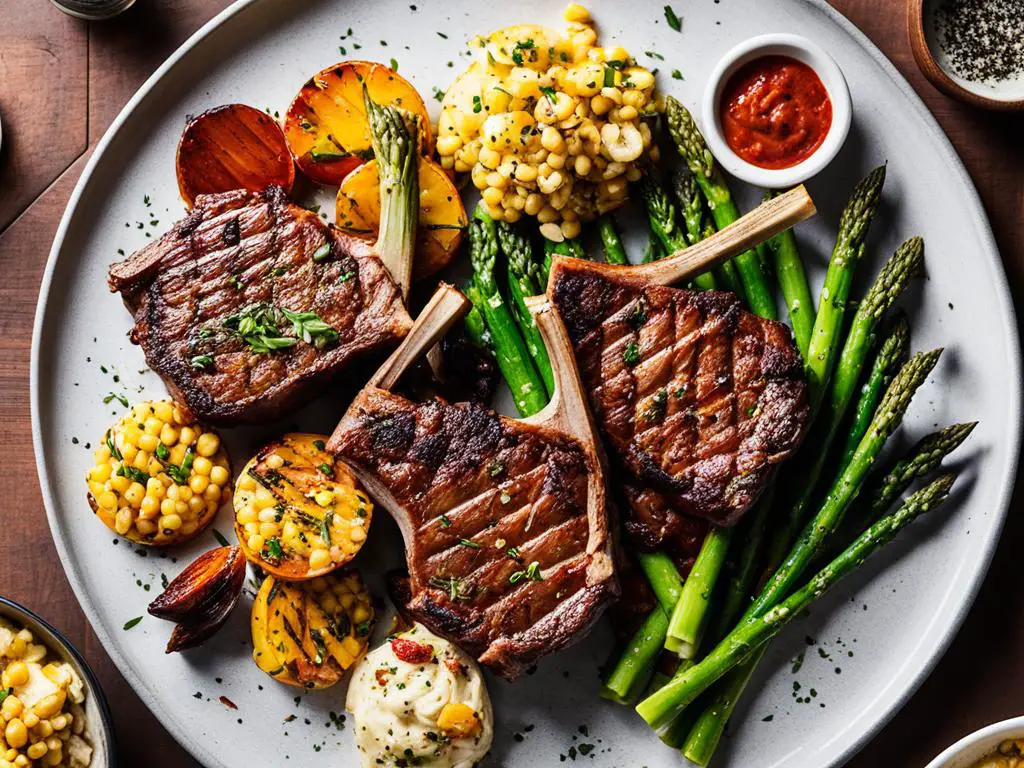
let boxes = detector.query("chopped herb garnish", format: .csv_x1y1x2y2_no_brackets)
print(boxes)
390,57,399,71
459,539,481,549
321,510,334,547
106,431,123,461
318,463,334,478
539,86,558,103
671,68,684,80
223,303,297,355
623,340,641,366
488,460,505,478
438,514,452,528
428,575,471,601
281,307,339,350
166,445,196,485
645,50,665,60
436,31,448,39
103,392,130,408
123,616,143,631
627,300,647,329
265,537,283,563
116,465,150,484
154,443,169,461
472,95,482,113
510,561,544,584
664,4,682,31
432,86,445,102
312,241,332,262
190,354,214,371
603,66,615,87
313,439,326,451
309,148,349,163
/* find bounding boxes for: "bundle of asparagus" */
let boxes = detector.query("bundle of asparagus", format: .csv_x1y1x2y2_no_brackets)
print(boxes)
459,94,974,766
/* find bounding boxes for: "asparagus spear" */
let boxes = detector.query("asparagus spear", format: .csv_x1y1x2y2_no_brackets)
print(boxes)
467,213,548,417
666,350,941,754
639,176,717,291
540,238,585,283
496,221,555,396
764,190,816,358
665,97,776,320
671,168,746,301
643,227,665,263
364,90,419,296
601,552,685,701
762,238,924,581
804,166,887,407
463,297,492,350
839,313,911,470
753,348,941,615
665,527,733,657
597,213,629,265
637,474,956,733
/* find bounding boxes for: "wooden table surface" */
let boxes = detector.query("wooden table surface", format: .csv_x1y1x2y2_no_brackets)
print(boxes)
0,2,1020,766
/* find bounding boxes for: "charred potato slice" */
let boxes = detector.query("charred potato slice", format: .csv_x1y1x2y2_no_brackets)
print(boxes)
234,433,373,580
251,570,374,688
86,400,231,547
335,157,467,280
176,103,295,208
283,60,433,185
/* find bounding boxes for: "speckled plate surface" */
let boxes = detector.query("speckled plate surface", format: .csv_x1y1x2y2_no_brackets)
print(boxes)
31,1,1020,766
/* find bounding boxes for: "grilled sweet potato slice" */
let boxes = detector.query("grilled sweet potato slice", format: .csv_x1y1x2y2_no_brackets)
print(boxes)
176,104,295,208
283,61,433,185
335,157,467,280
251,570,374,688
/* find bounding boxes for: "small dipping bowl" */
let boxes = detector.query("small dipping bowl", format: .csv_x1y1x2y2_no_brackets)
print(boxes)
0,596,116,767
701,33,852,189
924,716,1024,768
909,0,1024,110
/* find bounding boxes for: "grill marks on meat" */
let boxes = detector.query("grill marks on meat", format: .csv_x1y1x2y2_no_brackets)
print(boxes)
331,389,618,679
108,187,411,424
552,263,809,533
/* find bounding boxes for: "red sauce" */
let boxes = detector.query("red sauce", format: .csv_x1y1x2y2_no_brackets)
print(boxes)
721,55,832,170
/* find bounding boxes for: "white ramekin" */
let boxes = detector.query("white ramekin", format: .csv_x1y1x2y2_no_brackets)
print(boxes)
924,716,1024,768
700,33,852,189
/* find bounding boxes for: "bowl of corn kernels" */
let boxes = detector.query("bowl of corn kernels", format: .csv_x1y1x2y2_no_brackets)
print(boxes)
926,717,1024,768
0,597,113,767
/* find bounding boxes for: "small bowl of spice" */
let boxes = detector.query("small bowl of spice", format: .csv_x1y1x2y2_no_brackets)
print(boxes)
925,715,1024,767
700,33,852,189
909,0,1024,110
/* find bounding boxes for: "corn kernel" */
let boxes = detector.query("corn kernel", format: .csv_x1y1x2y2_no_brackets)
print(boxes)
309,549,332,571
196,432,220,458
160,514,183,532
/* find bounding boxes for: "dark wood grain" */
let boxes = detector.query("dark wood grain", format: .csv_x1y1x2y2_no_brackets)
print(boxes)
0,2,1019,767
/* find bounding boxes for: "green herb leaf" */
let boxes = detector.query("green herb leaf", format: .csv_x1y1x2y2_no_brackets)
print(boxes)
190,354,214,371
312,241,332,263
671,68,683,80
459,539,481,549
439,514,452,528
472,95,482,113
103,392,130,408
309,148,350,163
623,340,641,366
265,537,283,562
539,86,558,104
321,510,334,547
432,86,445,102
106,431,123,462
313,439,327,451
603,66,615,87
123,616,143,631
664,4,682,31
645,50,664,61
390,57,399,71
281,307,339,350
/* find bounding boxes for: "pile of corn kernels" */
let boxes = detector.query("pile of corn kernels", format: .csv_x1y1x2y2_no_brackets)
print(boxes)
436,3,660,241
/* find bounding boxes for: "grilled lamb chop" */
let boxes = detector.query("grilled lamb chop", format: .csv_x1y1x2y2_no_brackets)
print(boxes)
108,95,420,425
330,286,618,679
548,187,816,543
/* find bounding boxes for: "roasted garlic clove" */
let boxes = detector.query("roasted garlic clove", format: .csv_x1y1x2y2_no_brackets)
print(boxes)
148,546,246,652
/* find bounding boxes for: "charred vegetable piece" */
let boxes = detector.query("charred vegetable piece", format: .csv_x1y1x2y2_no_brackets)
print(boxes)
284,60,433,185
148,546,246,652
234,433,373,580
251,570,374,688
335,157,467,280
176,103,296,208
86,400,231,547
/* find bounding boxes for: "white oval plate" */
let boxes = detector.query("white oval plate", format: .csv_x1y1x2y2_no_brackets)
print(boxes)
30,1,1020,767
